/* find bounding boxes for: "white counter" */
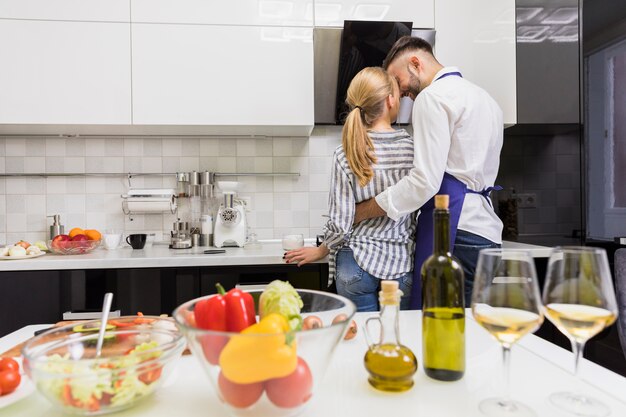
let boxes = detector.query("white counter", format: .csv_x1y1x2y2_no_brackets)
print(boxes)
1,311,624,417
0,240,551,272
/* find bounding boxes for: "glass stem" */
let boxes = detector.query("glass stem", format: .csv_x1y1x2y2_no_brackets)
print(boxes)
572,339,585,377
501,344,512,402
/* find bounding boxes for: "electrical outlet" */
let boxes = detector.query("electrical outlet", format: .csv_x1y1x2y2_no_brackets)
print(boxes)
240,196,252,212
515,193,538,209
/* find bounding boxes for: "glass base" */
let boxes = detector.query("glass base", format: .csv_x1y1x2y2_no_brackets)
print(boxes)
549,392,611,417
479,398,537,417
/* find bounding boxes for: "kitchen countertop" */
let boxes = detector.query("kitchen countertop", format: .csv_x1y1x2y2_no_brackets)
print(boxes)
0,240,552,272
1,311,625,417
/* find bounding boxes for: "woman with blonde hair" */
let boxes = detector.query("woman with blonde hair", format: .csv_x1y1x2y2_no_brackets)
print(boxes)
284,67,416,311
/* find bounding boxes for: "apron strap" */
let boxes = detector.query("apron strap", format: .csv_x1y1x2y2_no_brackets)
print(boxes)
466,185,503,208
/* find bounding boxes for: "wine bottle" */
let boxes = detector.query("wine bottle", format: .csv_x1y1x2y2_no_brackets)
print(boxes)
421,194,465,381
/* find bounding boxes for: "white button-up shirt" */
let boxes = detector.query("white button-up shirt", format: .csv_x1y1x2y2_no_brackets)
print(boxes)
375,67,504,244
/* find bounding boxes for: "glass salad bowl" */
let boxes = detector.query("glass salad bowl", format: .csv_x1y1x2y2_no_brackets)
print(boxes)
173,289,357,417
21,315,186,415
47,239,101,255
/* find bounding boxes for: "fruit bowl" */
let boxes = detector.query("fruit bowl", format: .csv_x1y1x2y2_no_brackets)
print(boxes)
173,289,357,417
47,239,101,255
22,315,186,415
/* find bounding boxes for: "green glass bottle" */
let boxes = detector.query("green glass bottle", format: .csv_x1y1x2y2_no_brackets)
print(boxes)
421,194,465,381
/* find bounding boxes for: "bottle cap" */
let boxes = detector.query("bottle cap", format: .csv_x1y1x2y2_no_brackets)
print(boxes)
379,280,401,305
381,280,399,294
435,194,449,209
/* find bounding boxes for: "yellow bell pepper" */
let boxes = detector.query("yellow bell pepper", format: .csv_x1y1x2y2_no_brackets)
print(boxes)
218,313,297,384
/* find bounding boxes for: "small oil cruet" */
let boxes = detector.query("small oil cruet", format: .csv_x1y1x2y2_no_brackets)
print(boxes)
363,280,418,392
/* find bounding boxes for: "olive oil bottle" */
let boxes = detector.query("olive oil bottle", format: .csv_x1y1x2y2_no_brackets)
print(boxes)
364,280,418,392
422,195,465,381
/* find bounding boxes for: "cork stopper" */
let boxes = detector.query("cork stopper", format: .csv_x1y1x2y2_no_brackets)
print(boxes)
434,194,449,210
379,280,400,305
381,280,399,294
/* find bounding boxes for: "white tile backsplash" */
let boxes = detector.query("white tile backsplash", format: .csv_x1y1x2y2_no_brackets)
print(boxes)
0,133,342,244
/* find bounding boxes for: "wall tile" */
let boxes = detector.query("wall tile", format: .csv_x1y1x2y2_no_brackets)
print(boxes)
45,138,66,157
179,157,199,171
0,138,5,156
217,157,236,172
6,213,27,232
291,211,309,227
26,214,46,232
0,158,4,174
105,138,125,156
65,138,85,157
255,139,273,156
26,178,46,194
237,138,256,156
199,138,219,156
254,193,273,211
273,193,291,210
6,157,24,173
181,138,199,156
85,177,107,194
24,157,45,173
218,139,237,156
6,138,26,156
25,195,46,215
86,139,106,156
556,155,580,174
6,195,25,213
273,157,291,172
124,157,142,173
122,138,142,156
273,138,292,156
64,157,85,173
25,138,46,156
254,157,272,173
143,138,162,157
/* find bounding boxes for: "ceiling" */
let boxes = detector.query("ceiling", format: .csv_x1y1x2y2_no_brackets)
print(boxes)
583,0,626,40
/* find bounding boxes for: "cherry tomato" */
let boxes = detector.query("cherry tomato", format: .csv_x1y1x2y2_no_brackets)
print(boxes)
265,357,313,408
0,370,20,396
302,315,323,330
138,364,163,385
0,358,19,373
218,371,264,408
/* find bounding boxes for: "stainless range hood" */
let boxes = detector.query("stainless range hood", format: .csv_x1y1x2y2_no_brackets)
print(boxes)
313,27,436,125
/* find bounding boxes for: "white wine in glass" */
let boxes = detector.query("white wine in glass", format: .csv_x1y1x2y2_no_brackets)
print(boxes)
543,247,618,417
472,249,544,417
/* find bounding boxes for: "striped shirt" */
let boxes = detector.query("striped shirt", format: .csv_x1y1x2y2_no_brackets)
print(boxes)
323,129,416,285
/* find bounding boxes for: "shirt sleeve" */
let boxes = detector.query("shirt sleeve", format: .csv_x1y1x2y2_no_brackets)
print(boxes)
375,90,452,221
323,151,355,249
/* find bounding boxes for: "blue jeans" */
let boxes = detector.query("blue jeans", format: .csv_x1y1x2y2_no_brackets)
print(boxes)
453,229,500,306
335,247,412,312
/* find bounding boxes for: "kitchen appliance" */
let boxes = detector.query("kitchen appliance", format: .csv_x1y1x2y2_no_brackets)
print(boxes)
170,220,192,249
214,183,246,248
314,24,435,125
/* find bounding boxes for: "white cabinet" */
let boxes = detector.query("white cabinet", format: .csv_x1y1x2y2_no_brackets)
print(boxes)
131,0,312,26
131,24,314,136
434,0,516,126
314,0,434,28
0,20,131,127
0,0,129,22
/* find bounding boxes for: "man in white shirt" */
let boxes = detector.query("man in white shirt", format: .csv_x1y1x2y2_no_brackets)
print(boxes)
354,36,503,308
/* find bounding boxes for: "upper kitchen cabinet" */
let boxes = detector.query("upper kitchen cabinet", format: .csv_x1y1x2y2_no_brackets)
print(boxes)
0,19,131,131
0,0,129,22
131,24,314,136
314,0,434,28
435,0,517,126
131,0,312,26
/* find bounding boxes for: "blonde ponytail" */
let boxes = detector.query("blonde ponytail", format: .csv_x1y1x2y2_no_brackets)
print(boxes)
341,67,395,186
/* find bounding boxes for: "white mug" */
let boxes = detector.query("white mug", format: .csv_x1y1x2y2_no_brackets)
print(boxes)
103,231,122,250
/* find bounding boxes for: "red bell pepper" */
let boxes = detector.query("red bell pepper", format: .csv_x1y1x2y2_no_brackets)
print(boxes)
194,283,257,364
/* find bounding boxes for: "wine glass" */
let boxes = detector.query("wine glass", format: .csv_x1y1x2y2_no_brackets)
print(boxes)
543,247,618,417
472,249,544,417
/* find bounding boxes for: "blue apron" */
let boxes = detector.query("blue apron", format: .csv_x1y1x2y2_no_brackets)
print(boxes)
408,71,501,309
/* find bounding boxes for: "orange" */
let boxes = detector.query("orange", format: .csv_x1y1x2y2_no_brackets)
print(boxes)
84,229,102,241
68,227,85,238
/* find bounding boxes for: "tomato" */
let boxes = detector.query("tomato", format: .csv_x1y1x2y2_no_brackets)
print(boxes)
138,365,163,385
265,357,313,408
0,358,19,373
0,370,20,396
218,371,264,409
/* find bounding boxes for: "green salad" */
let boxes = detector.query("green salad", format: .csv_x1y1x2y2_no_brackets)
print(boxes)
35,342,163,413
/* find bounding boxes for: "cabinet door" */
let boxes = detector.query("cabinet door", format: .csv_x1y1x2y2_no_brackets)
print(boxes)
0,20,131,125
434,0,516,126
0,0,129,22
314,0,434,29
132,0,312,26
132,24,314,132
